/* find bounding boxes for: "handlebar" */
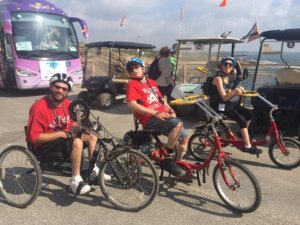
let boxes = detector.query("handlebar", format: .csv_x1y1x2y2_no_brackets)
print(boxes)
169,95,208,105
237,90,258,97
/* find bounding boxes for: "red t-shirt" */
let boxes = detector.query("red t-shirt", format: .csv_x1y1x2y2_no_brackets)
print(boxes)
127,79,168,128
26,96,75,149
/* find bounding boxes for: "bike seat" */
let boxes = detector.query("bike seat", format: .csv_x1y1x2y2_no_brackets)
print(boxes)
34,152,65,162
141,129,161,136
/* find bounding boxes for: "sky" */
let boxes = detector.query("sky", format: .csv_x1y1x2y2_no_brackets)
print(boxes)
50,0,300,52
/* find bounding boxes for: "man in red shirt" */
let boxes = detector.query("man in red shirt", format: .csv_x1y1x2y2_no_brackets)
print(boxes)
126,57,190,177
26,73,110,195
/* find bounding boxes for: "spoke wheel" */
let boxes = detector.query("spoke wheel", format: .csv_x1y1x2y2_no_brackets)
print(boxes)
188,132,214,161
99,148,158,212
0,146,42,208
268,137,300,169
213,159,261,213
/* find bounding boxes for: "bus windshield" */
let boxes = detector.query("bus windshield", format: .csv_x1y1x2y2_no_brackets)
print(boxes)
11,12,79,59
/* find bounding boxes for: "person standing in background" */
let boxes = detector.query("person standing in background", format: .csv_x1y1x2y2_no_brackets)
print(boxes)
155,46,173,103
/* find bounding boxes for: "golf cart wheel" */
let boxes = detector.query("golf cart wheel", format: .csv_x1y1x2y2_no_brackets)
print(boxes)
97,93,114,110
248,110,264,135
77,91,92,105
298,123,300,142
68,100,90,122
197,108,208,122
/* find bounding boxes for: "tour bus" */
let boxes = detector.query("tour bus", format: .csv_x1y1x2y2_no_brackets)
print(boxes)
0,0,88,89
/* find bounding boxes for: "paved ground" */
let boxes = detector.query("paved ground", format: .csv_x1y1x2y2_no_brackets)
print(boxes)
0,86,299,225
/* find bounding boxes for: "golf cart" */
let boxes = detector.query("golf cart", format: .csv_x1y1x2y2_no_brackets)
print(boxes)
170,36,248,120
78,41,155,109
250,29,300,140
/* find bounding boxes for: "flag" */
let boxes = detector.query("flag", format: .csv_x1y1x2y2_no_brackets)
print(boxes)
180,5,184,20
120,15,126,27
240,22,260,43
219,0,227,7
219,31,231,39
81,27,88,33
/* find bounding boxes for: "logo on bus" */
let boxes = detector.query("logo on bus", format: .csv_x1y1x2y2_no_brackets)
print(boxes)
29,3,55,10
47,61,59,70
66,62,71,67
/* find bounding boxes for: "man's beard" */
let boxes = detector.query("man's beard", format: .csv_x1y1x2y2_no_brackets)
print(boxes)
50,90,67,103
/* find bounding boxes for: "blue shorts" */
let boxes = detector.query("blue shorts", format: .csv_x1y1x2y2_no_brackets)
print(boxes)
145,117,189,141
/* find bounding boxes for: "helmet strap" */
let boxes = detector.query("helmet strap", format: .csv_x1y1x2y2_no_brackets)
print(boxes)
130,75,145,81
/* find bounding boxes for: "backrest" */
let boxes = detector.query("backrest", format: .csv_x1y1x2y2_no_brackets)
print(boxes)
276,68,300,86
24,126,34,151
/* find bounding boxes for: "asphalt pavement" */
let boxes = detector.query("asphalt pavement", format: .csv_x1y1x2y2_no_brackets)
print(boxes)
0,86,299,225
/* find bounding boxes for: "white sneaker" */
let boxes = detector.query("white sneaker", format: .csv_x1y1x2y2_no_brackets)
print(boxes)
69,178,91,195
89,166,111,181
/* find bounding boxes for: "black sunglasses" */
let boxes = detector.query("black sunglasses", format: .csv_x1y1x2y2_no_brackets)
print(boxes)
53,84,68,92
223,62,234,67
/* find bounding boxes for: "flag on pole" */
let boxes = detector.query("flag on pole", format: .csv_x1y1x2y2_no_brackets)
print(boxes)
219,0,227,7
219,31,231,39
180,5,184,20
240,22,260,43
120,15,126,27
81,27,88,33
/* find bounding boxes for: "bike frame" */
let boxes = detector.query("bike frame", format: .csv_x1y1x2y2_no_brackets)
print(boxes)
197,94,288,155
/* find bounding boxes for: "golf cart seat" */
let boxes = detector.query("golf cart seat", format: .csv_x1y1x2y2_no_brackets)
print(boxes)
113,78,129,84
276,68,300,86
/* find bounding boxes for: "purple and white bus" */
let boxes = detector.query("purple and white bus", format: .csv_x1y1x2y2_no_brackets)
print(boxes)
0,0,88,89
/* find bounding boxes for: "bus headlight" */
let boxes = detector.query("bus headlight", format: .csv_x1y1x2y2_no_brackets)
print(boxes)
72,68,82,75
16,68,37,77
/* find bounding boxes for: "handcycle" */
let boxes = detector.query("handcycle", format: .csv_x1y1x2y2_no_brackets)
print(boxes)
0,100,159,211
124,95,262,213
185,91,300,169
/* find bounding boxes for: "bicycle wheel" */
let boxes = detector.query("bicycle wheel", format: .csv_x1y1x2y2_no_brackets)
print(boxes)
188,132,214,161
99,147,158,212
213,159,261,213
268,137,300,169
0,146,42,208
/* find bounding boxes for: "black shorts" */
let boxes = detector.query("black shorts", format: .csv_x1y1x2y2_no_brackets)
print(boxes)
34,138,74,157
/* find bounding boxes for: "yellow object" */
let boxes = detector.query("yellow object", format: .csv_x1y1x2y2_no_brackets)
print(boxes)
237,90,258,97
170,95,208,105
197,67,208,73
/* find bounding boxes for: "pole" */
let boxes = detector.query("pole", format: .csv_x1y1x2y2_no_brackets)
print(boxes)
111,26,121,50
222,6,227,33
252,0,262,44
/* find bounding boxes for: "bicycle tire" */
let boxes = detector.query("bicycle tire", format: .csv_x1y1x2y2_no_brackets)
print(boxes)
268,137,300,169
213,159,261,213
188,132,214,161
0,146,42,208
99,148,158,212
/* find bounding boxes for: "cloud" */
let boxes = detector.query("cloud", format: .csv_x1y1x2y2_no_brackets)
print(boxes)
50,0,300,50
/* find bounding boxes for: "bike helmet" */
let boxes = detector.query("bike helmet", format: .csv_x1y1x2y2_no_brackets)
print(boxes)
49,73,73,91
126,57,145,72
169,48,176,54
220,56,236,66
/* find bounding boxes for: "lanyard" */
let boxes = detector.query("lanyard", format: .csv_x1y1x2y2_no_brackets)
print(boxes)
140,79,164,104
47,94,68,129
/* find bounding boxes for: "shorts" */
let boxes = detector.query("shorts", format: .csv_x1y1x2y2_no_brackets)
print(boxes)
145,117,189,141
34,138,74,157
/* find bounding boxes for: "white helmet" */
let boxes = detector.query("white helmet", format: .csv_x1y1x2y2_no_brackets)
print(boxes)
49,73,73,91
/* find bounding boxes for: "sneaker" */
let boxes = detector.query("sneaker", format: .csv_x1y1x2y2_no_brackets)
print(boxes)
69,178,91,195
242,146,263,155
160,160,186,177
89,167,111,181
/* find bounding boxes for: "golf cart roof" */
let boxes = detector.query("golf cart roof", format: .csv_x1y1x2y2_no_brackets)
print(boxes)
85,41,156,49
176,37,244,44
260,29,300,41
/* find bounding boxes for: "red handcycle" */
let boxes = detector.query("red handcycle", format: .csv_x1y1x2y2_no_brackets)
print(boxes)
125,95,262,213
185,91,300,169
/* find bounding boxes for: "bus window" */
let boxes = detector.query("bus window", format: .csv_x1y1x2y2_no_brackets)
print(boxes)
5,34,12,59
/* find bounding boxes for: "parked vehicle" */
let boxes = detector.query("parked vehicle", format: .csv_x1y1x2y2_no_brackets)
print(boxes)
78,41,155,109
250,29,300,141
0,0,88,90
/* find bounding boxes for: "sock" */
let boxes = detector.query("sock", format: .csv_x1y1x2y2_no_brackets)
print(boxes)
93,164,99,173
71,175,82,182
245,145,252,148
165,147,174,160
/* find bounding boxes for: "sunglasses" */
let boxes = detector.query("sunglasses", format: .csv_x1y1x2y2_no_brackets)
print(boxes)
223,62,234,67
128,64,141,73
53,84,68,92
